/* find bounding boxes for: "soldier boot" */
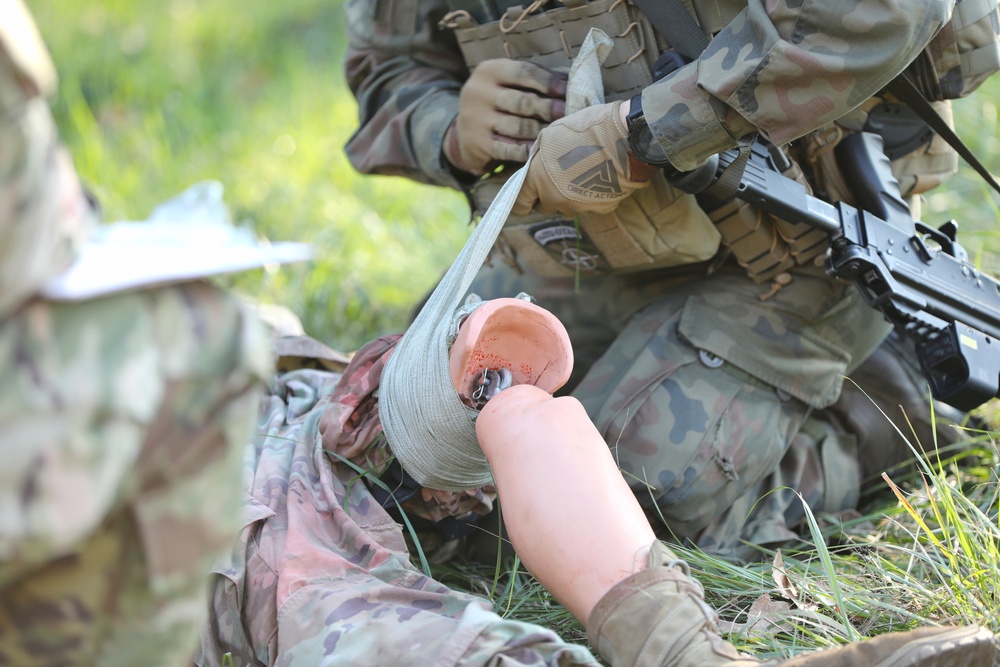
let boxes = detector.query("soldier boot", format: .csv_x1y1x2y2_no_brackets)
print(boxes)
587,543,997,667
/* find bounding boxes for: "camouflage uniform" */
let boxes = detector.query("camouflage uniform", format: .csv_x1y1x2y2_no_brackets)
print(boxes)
344,0,965,561
194,343,1000,665
196,338,601,666
0,3,272,664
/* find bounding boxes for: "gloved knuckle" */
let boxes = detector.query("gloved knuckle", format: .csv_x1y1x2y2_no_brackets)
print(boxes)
477,58,507,75
514,93,536,117
497,143,528,162
517,117,541,137
515,60,547,85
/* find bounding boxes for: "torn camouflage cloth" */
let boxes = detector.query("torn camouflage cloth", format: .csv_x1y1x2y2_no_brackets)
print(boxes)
198,338,599,666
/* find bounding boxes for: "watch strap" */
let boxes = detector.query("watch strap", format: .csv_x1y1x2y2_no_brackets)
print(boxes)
625,92,644,131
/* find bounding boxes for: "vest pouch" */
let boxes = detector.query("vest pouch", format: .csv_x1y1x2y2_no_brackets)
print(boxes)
768,152,830,267
879,100,960,196
802,98,959,212
473,169,721,277
709,200,796,284
702,143,831,285
441,0,663,102
903,0,1000,100
595,173,721,272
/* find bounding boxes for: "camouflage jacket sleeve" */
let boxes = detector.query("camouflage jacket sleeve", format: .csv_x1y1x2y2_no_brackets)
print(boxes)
343,0,471,190
649,0,955,171
0,0,93,320
344,0,954,179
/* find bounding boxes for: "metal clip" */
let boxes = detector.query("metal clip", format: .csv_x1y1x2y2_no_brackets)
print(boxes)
469,368,514,408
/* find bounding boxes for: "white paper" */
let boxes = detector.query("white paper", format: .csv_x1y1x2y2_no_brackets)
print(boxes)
40,181,313,301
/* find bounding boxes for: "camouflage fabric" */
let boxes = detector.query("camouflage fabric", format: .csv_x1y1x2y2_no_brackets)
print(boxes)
315,335,497,523
0,3,273,663
344,0,468,190
0,284,272,666
197,338,600,667
0,0,90,321
641,0,951,171
343,0,971,562
343,0,954,176
469,258,902,562
471,259,969,564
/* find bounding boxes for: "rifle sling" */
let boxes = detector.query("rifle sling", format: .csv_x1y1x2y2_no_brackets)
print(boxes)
632,0,1000,199
886,75,1000,198
628,0,709,61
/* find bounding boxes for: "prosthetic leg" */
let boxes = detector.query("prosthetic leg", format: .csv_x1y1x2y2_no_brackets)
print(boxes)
450,297,997,667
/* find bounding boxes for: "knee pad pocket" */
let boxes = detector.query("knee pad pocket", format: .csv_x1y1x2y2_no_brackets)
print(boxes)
579,300,793,539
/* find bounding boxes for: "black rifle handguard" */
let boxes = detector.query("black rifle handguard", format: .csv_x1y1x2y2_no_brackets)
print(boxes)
667,133,1000,411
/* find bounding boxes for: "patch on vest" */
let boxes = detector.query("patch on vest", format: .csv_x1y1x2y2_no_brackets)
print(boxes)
529,219,609,274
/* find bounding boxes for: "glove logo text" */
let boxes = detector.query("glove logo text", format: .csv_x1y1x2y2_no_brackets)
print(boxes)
568,159,622,199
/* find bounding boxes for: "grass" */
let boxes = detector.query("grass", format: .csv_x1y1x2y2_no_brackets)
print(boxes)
432,438,1000,660
31,0,470,353
27,0,1000,661
31,0,1000,351
711,433,1000,657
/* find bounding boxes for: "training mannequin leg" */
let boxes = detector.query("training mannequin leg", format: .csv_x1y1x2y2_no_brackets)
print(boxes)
451,297,652,620
449,296,574,403
476,385,997,667
474,383,748,666
476,384,657,621
450,297,997,667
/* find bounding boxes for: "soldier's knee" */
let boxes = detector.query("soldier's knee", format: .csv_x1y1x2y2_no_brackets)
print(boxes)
601,356,798,539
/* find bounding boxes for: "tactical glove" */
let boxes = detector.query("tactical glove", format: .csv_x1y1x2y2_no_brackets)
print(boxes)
444,58,567,176
512,100,656,217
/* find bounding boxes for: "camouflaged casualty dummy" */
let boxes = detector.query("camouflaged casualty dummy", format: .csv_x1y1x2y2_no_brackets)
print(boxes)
344,0,1000,561
0,2,273,664
196,293,995,666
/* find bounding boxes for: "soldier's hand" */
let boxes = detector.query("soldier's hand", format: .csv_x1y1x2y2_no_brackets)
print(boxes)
445,58,567,176
512,101,656,217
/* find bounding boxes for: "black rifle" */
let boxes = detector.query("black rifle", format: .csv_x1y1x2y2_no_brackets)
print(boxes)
670,133,1000,412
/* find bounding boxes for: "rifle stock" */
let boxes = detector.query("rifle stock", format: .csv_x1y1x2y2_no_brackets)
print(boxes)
673,132,1000,411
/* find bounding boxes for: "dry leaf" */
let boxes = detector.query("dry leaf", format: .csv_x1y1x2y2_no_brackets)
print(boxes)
771,549,819,612
771,550,799,601
717,593,794,637
745,593,794,638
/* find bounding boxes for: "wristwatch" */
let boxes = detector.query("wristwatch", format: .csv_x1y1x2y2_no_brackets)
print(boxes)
625,93,672,167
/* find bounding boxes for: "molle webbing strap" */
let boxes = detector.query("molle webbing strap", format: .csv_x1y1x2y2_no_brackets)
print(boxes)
443,0,660,102
706,142,828,284
627,0,709,60
708,200,795,284
769,159,829,262
887,74,1000,198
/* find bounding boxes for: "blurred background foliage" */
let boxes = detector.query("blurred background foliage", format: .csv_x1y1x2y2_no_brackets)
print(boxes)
29,0,1000,352
31,0,469,352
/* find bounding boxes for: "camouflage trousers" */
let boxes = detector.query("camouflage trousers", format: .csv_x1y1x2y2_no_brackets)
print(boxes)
197,367,600,667
0,282,271,666
470,256,950,562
